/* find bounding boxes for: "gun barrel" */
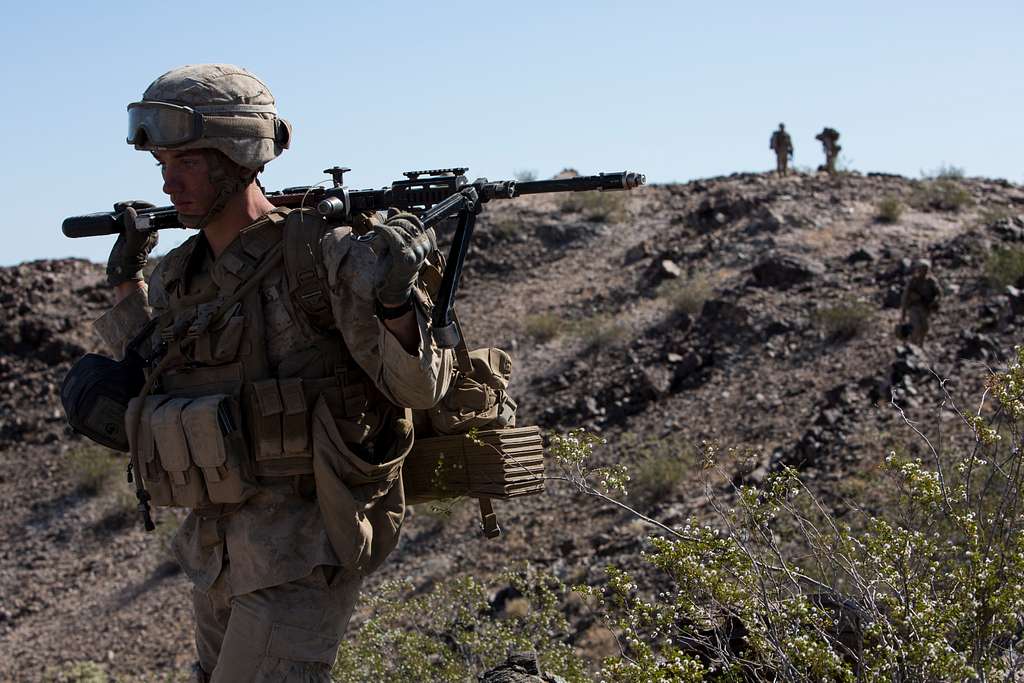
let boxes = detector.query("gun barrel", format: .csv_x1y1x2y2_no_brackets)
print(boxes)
513,171,646,196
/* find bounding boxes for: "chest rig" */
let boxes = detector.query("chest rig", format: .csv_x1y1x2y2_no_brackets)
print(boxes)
129,209,390,512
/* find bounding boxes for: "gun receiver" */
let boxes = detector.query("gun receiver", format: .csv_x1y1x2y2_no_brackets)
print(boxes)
62,167,646,348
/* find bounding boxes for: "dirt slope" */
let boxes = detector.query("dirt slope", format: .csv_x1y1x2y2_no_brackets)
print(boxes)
1,170,1023,680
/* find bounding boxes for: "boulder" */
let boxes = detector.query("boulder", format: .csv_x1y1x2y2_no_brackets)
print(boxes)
846,247,877,264
958,331,999,361
751,254,824,290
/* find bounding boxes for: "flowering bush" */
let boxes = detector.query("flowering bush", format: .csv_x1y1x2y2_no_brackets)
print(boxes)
572,349,1024,681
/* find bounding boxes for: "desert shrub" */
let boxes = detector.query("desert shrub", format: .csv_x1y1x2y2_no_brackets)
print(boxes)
813,301,875,341
913,179,973,212
657,274,711,317
555,347,1024,681
977,205,1016,226
486,213,525,241
622,433,693,505
65,445,122,496
923,164,966,180
332,566,587,683
559,191,627,223
47,661,111,683
523,313,563,343
984,246,1024,289
513,168,537,182
571,314,627,351
875,195,904,223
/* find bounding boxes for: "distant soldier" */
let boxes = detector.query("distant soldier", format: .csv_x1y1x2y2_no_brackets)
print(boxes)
770,123,793,176
900,259,942,344
815,127,842,174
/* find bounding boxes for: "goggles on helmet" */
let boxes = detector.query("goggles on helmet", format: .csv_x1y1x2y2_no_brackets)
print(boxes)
127,101,288,148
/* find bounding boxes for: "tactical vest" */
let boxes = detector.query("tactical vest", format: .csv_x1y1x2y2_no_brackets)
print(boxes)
128,208,396,509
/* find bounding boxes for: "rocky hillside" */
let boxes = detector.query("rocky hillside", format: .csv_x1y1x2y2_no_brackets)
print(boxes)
1,170,1023,680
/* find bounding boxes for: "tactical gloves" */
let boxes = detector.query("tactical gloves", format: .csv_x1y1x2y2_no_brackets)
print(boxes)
106,201,158,287
373,212,436,309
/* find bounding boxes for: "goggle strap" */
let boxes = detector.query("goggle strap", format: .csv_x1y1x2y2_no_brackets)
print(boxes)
193,103,278,114
202,116,285,143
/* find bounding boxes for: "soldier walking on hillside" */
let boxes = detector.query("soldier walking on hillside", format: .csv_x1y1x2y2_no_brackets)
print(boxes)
770,123,794,176
815,127,842,174
83,64,453,681
900,259,942,345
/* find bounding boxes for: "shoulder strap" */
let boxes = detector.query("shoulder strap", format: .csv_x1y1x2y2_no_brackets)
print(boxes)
282,209,336,331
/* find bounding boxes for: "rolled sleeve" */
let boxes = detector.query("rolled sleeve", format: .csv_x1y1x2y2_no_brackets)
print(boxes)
377,296,452,409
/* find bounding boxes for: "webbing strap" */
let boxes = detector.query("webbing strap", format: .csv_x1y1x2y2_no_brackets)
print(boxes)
478,497,501,539
283,211,335,331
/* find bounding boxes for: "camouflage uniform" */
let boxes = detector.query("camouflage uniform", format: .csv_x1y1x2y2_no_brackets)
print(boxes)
770,124,793,176
900,260,942,345
96,65,453,682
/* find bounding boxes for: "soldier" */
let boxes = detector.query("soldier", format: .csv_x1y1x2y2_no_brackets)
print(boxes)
900,259,942,345
94,64,453,681
815,127,842,174
769,123,793,176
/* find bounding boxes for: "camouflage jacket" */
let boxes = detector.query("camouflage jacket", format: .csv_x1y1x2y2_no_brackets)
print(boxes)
770,131,793,154
901,274,942,312
94,211,453,595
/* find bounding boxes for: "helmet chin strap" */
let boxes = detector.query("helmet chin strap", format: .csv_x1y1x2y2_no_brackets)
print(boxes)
176,150,256,231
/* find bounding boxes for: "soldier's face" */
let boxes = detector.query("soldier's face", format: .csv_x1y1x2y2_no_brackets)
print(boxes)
154,150,220,222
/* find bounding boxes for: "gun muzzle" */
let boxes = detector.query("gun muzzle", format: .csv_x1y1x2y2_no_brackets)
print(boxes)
623,172,646,189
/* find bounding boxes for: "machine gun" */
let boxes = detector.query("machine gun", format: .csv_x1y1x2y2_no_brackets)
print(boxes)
62,167,646,347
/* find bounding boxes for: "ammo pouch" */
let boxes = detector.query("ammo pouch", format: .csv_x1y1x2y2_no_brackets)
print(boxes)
246,378,314,477
127,393,254,508
405,426,545,505
61,351,146,452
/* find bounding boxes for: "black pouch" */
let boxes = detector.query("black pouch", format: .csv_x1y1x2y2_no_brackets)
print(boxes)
60,351,146,451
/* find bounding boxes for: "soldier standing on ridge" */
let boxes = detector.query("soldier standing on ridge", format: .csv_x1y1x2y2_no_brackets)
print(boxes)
90,64,453,681
770,123,793,176
815,127,842,174
900,259,942,345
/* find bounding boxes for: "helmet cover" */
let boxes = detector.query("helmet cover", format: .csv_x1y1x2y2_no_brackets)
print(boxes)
132,64,290,170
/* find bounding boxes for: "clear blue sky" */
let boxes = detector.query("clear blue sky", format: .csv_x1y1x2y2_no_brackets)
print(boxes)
1,0,1020,266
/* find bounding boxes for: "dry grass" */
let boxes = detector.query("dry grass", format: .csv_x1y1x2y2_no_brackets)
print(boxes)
657,274,712,316
876,195,904,224
523,313,564,343
559,191,627,223
984,246,1024,289
813,301,876,341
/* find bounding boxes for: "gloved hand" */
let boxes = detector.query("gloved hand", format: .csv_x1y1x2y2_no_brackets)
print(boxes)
106,201,158,287
372,211,436,308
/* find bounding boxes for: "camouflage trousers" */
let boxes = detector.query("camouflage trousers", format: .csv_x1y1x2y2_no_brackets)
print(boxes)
907,307,931,345
775,154,789,176
193,564,362,682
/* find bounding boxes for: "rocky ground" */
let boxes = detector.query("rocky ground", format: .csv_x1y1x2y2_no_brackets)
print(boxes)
1,170,1023,680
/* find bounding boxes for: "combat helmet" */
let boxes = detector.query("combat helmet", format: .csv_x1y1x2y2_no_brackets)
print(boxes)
126,64,291,226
